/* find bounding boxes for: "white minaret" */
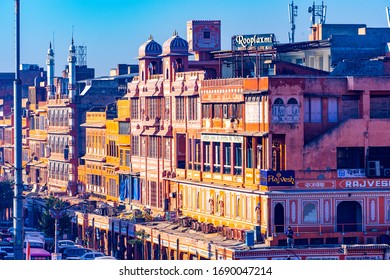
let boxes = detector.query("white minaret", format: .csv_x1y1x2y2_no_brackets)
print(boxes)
67,38,77,101
46,42,54,99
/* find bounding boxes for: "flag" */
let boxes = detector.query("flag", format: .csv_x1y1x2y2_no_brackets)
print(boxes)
26,241,31,260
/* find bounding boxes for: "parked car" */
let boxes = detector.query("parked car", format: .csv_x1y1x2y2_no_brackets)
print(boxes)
0,246,14,259
58,240,76,247
94,256,117,260
71,251,105,260
63,247,93,259
56,245,82,256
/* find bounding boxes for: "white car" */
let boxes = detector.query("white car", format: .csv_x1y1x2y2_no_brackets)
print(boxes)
94,256,117,260
58,240,76,247
71,251,106,260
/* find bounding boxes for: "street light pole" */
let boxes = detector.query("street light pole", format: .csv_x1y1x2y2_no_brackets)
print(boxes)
13,0,24,261
49,207,68,256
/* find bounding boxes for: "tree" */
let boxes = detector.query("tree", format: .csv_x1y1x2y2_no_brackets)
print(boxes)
0,180,13,220
128,229,150,260
38,196,71,238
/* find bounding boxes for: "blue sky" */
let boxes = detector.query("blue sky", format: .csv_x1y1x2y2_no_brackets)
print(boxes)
0,0,389,77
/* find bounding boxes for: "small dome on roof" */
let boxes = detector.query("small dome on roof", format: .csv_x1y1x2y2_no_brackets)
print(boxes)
138,35,162,59
161,31,191,56
69,38,76,53
47,42,54,56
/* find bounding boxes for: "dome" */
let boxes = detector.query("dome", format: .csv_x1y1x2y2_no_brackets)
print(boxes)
161,31,191,56
47,43,54,56
69,39,76,53
137,35,162,59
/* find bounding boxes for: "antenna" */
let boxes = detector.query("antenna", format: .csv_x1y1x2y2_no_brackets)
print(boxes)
308,1,327,26
288,1,298,43
52,31,55,53
387,7,390,27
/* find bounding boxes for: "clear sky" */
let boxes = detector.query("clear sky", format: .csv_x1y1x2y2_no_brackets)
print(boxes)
0,0,389,77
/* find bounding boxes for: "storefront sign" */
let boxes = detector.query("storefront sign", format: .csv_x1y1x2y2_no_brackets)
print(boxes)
296,180,335,189
306,256,339,260
339,179,390,189
337,169,365,178
232,34,275,51
201,134,243,143
345,255,382,260
260,170,295,187
170,242,177,250
179,245,188,252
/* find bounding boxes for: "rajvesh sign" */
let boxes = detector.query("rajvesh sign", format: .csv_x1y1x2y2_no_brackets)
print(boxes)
232,34,275,50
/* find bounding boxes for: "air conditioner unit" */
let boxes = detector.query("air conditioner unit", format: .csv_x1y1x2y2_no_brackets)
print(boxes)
384,169,390,177
367,161,380,177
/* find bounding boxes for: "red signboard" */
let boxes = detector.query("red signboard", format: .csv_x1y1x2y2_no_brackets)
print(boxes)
295,180,335,189
338,179,390,189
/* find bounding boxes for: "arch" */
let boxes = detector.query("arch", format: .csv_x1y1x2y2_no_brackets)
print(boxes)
175,58,183,72
274,202,285,233
273,98,284,105
336,201,362,232
303,202,318,223
287,97,298,104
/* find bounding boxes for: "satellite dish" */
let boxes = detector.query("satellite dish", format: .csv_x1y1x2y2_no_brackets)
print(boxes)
308,6,313,13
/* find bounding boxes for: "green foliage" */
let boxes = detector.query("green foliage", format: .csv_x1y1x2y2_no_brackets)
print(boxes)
128,229,150,245
38,196,71,238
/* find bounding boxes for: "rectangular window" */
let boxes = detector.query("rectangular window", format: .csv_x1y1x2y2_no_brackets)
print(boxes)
131,99,139,119
223,143,231,174
140,136,146,157
246,139,253,168
370,95,390,119
131,135,139,156
304,97,322,123
147,97,159,119
125,150,130,166
164,97,170,120
203,142,211,172
223,104,228,119
213,104,222,119
175,97,185,120
119,122,130,135
150,181,157,207
234,143,242,175
213,143,221,173
194,139,201,171
337,147,365,169
164,138,171,160
188,96,198,121
202,104,212,119
148,137,158,158
328,97,338,122
341,95,359,120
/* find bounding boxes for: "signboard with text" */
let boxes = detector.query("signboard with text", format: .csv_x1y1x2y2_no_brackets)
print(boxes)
338,179,390,189
296,180,335,189
260,170,295,187
232,34,275,51
337,169,365,178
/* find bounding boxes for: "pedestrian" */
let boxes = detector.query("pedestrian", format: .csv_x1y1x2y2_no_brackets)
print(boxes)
285,226,294,248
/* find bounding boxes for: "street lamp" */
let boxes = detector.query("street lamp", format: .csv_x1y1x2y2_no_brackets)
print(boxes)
49,206,68,256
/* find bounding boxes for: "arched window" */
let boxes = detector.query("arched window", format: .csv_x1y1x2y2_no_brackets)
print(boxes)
303,202,318,223
274,98,284,105
287,98,298,104
285,97,299,122
272,98,285,123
